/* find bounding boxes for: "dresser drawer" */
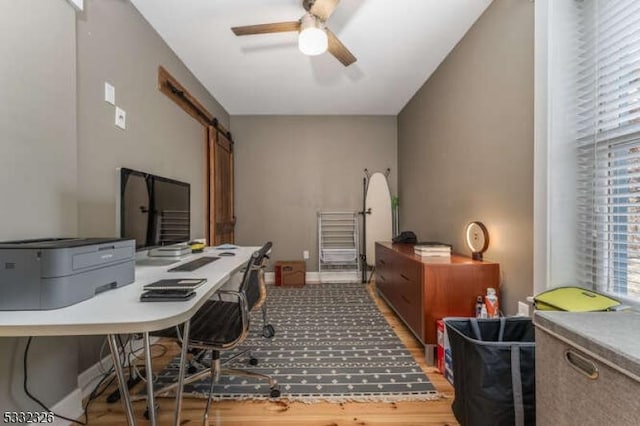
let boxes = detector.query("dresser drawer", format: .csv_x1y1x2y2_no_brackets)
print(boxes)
394,258,421,335
376,245,393,271
395,255,418,283
375,245,392,289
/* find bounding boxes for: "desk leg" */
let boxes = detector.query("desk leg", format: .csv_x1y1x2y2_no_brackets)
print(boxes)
143,332,157,425
174,319,191,426
107,334,136,426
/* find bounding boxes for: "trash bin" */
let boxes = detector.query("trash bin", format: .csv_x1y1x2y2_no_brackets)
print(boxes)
444,317,535,426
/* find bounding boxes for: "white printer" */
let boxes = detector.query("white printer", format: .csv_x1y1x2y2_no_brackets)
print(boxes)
0,238,135,310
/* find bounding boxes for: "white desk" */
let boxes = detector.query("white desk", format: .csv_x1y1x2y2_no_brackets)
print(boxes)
0,246,258,426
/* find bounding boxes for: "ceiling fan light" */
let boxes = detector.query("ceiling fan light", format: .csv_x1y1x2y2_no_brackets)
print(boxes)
299,28,328,55
298,14,327,56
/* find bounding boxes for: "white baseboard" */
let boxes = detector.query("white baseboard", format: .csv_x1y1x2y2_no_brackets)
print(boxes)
77,336,155,399
46,388,82,426
318,271,359,283
264,271,319,284
47,336,158,425
264,271,359,284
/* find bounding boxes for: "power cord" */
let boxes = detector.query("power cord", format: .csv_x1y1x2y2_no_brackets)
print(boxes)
24,334,169,419
23,337,87,425
128,340,167,384
23,335,132,425
81,371,116,423
105,338,168,403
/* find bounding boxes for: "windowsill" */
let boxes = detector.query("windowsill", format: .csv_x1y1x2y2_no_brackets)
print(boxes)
602,292,640,313
530,291,640,313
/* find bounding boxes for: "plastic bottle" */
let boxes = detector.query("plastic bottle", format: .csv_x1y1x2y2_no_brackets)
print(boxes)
479,303,488,319
475,296,484,318
485,287,499,318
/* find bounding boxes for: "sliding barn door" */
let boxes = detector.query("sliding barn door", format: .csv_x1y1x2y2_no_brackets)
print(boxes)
208,128,235,245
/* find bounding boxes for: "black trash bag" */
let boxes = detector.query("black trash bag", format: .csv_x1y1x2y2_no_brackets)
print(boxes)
444,317,536,426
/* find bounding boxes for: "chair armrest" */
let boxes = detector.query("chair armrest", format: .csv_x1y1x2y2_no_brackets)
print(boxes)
215,289,250,331
216,289,243,298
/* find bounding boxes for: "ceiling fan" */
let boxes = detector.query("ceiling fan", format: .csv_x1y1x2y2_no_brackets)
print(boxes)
231,0,357,67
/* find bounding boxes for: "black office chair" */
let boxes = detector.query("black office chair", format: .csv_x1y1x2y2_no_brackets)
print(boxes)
154,242,280,423
185,252,275,375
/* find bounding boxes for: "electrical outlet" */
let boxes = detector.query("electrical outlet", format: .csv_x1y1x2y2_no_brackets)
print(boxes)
517,301,530,317
303,250,309,260
115,106,126,129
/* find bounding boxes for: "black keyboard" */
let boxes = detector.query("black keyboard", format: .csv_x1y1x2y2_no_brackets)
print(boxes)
168,256,219,272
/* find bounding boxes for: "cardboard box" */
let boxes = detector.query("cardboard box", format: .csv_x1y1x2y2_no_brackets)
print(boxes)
444,349,454,385
274,261,305,286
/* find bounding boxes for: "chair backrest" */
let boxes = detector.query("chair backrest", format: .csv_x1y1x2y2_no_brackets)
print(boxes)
238,242,272,311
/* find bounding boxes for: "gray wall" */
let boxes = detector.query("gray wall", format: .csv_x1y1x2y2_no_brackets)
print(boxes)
0,0,80,410
74,0,230,372
0,0,230,410
76,0,229,241
397,0,534,314
231,115,397,271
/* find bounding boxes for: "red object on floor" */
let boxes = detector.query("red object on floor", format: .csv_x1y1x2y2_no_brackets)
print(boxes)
275,263,282,286
437,320,445,374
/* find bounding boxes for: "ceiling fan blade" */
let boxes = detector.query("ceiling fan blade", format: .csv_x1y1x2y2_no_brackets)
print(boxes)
310,0,340,21
231,21,300,36
326,29,356,67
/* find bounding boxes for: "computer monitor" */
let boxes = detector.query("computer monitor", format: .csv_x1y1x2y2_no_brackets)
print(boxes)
118,168,190,251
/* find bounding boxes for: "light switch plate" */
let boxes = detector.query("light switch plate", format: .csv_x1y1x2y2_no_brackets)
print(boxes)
104,82,115,105
66,0,83,11
115,107,126,130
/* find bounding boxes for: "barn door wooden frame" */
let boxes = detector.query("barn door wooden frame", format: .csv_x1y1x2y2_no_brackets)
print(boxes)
157,66,235,245
209,129,235,245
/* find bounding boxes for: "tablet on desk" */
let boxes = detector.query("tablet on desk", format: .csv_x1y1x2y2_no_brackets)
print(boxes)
143,278,207,291
140,290,196,302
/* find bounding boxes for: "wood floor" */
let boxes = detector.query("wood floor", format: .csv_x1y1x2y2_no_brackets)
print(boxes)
84,282,458,425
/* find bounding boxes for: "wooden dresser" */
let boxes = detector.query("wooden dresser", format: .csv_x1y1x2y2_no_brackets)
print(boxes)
375,242,500,363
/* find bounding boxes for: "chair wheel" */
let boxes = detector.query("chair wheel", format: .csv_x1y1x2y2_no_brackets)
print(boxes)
143,403,158,420
249,357,259,366
262,324,275,338
270,387,281,398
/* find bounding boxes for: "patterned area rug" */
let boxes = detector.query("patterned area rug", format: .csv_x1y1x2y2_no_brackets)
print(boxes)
154,282,440,402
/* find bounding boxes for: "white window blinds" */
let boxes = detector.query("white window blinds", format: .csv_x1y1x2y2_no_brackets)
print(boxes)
576,0,640,300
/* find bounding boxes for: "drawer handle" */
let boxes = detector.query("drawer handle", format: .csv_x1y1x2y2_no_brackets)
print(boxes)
564,349,599,380
379,274,386,282
400,273,410,281
379,259,386,265
401,295,410,304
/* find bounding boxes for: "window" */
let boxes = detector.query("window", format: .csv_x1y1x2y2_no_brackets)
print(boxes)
575,0,640,301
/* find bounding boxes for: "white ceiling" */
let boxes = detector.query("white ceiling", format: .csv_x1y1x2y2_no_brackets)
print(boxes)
131,0,493,115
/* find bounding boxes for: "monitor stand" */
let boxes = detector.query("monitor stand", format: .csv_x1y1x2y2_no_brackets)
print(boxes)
148,244,191,258
136,257,179,267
